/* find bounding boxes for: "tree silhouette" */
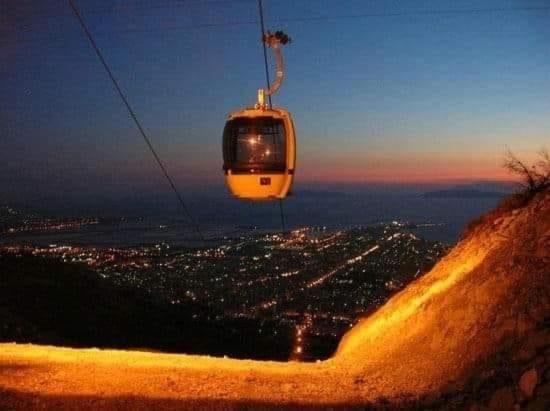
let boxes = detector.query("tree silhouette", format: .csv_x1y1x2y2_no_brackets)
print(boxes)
462,148,549,238
504,148,550,194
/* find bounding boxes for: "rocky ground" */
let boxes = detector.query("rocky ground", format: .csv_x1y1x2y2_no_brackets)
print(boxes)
417,326,550,410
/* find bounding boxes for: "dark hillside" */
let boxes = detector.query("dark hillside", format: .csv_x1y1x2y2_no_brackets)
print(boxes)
0,255,293,360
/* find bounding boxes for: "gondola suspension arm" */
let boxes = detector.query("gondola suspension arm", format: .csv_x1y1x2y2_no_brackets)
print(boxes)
256,31,291,109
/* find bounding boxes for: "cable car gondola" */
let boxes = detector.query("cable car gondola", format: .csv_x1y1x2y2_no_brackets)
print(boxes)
223,31,295,200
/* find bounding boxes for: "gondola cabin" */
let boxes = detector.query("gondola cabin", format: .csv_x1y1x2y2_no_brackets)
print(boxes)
223,107,296,200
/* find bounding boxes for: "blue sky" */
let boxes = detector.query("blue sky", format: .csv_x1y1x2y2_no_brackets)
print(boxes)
1,0,549,203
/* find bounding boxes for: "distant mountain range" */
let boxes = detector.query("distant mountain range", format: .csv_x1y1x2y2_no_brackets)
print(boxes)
422,189,508,199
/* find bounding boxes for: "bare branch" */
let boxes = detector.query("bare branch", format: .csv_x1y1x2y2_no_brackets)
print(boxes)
503,148,535,188
503,147,550,194
537,148,550,178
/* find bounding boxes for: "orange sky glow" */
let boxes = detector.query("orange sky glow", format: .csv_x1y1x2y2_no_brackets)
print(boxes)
296,152,524,184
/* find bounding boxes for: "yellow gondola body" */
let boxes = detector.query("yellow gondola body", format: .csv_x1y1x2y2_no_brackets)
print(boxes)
223,107,296,200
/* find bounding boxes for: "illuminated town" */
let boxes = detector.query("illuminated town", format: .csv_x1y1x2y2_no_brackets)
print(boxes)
1,206,447,360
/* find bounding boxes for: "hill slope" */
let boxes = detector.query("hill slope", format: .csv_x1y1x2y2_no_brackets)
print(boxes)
0,256,293,360
0,192,549,410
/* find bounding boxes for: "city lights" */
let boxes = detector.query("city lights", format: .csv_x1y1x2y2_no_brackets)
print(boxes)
0,213,447,360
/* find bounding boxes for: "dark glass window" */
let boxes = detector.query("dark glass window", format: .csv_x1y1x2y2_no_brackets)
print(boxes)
223,117,286,173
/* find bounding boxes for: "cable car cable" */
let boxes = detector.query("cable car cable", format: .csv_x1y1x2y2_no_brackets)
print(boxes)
11,5,550,37
258,0,287,234
66,0,205,241
258,0,272,110
278,199,286,233
7,6,550,47
14,3,550,25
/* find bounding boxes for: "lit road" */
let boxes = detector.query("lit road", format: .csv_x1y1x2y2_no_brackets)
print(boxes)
306,245,380,289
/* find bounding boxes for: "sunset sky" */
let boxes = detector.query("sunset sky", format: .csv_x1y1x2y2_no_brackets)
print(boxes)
2,0,549,201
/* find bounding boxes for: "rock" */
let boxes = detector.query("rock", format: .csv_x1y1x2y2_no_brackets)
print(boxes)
519,368,538,397
488,386,516,411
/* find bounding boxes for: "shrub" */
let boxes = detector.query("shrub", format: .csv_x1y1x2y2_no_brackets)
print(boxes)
460,149,549,240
